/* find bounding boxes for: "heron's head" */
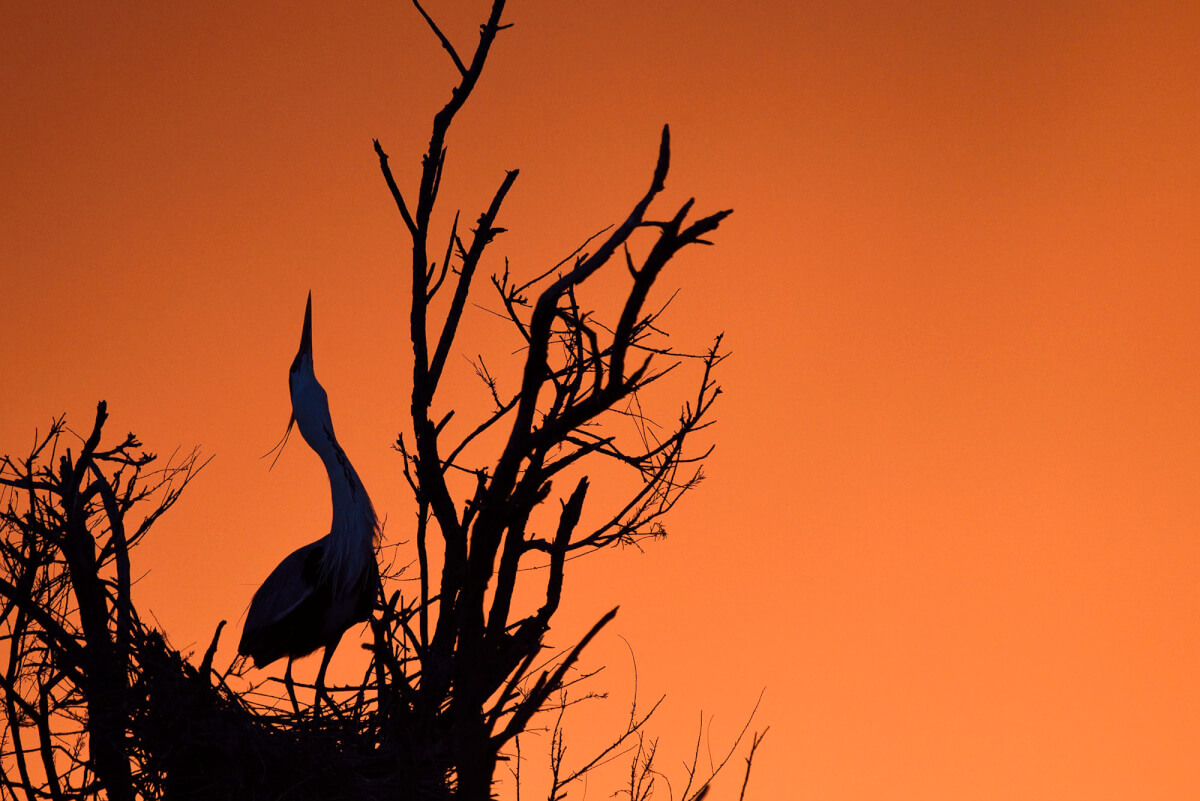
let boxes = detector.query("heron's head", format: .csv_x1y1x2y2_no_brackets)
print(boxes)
263,292,335,469
285,292,332,448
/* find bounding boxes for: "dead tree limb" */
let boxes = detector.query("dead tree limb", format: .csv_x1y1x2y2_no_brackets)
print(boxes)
369,2,734,797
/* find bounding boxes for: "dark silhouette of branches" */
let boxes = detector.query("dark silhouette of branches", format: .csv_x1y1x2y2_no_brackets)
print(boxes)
0,2,764,799
369,2,736,796
0,403,207,801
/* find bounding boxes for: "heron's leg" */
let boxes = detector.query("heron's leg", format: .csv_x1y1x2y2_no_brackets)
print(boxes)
284,656,300,715
313,633,344,715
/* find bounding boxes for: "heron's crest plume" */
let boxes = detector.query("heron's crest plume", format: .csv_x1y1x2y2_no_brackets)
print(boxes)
260,291,315,471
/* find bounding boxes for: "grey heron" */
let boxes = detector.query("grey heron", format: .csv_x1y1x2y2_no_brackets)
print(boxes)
238,292,379,709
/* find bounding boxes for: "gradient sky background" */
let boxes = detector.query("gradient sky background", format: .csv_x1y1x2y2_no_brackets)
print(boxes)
3,1,1200,798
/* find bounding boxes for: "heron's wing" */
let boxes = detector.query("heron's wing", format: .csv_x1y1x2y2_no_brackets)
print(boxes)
239,541,324,663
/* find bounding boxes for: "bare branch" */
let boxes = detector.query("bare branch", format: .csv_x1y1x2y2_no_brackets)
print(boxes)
411,0,467,75
737,729,769,801
373,139,417,235
429,169,519,390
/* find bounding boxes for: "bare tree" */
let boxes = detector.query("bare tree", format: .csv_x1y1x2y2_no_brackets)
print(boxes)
0,3,763,799
369,1,731,795
0,403,206,801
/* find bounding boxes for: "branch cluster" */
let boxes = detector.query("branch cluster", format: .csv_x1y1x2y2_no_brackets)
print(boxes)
367,3,732,796
0,410,415,801
0,3,762,800
0,403,207,801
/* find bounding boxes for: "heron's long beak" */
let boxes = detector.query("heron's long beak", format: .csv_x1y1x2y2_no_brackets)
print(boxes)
289,291,313,374
265,293,312,470
287,292,314,377
297,291,313,364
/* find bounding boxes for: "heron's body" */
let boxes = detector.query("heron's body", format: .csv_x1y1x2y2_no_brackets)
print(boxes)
238,294,378,696
239,539,377,669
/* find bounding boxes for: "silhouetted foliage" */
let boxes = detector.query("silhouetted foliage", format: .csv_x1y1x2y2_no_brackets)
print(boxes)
0,2,764,799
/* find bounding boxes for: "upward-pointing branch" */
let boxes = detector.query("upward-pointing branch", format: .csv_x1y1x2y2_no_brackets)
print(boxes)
428,169,519,390
412,0,467,76
374,140,417,236
500,125,673,476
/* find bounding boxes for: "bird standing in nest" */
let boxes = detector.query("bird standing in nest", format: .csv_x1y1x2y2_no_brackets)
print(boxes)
239,293,379,711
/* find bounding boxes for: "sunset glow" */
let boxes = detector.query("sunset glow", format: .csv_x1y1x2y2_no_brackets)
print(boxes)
3,1,1199,797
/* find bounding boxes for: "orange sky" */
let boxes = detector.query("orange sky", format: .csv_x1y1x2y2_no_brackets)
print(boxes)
3,1,1200,798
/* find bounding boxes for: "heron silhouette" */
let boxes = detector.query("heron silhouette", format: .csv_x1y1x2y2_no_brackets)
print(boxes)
238,292,379,710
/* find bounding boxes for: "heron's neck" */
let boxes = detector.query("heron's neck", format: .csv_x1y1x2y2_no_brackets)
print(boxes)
308,423,377,593
291,372,377,592
314,426,374,532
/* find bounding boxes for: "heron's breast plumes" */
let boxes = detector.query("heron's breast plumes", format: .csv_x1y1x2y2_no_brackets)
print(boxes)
319,464,379,599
